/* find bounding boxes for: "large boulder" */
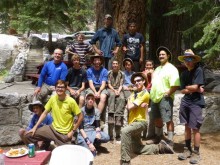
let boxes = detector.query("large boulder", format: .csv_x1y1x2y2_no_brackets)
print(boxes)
0,34,19,71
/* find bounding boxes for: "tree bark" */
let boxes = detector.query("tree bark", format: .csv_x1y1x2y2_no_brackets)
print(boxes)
148,0,182,64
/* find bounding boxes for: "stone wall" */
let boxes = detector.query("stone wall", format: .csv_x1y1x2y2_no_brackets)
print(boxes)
0,82,34,146
0,85,220,146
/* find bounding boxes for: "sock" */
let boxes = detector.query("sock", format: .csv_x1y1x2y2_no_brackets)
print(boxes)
185,139,192,151
167,131,174,141
194,146,200,153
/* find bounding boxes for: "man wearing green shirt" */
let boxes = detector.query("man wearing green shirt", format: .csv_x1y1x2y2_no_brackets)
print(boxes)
147,46,180,148
25,80,83,149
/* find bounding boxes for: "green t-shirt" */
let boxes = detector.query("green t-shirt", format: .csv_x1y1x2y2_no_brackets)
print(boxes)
45,95,81,134
128,89,150,124
150,63,180,103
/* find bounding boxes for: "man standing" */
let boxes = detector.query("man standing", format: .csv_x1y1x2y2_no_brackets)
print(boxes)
66,54,87,108
177,49,205,164
90,14,121,70
121,72,174,165
147,46,180,147
122,20,145,72
25,80,83,148
107,60,125,142
65,33,93,68
86,54,108,114
34,48,68,103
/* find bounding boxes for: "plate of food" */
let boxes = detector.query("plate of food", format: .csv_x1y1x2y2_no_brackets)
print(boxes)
5,147,28,158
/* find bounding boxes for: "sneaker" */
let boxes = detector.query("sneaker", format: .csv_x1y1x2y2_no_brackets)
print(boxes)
158,140,175,154
116,136,121,144
178,147,192,160
121,160,131,165
189,151,200,164
146,136,161,145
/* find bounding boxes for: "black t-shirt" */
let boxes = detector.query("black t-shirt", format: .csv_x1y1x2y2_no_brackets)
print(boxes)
180,66,205,107
66,68,87,88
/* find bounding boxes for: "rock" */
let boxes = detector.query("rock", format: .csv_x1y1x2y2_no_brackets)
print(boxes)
0,125,22,145
29,36,45,49
174,125,185,135
212,84,220,93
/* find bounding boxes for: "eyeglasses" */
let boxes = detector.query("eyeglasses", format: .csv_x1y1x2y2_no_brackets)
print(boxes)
134,79,143,83
184,57,194,62
56,86,65,89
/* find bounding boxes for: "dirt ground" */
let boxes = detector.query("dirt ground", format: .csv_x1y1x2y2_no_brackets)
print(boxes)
92,132,220,165
2,132,220,165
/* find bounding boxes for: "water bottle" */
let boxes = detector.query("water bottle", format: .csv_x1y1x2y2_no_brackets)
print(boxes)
0,148,4,165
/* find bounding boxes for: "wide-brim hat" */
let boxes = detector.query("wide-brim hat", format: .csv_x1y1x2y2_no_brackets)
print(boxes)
28,100,44,112
123,58,134,67
178,49,201,63
90,54,104,65
131,72,148,87
156,46,172,60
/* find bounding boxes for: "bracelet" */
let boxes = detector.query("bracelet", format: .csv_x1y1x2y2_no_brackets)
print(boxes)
84,137,91,145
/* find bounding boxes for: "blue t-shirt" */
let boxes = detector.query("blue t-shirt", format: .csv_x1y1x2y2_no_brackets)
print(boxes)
122,32,145,61
26,114,53,131
38,61,68,87
90,27,121,58
87,67,108,86
123,70,135,86
79,106,100,131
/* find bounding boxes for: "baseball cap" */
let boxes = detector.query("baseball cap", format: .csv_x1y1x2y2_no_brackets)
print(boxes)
105,14,112,19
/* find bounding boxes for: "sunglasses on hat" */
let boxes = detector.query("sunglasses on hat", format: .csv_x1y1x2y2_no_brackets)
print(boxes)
184,57,195,62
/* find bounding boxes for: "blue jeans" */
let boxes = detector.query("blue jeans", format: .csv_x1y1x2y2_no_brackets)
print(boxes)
77,130,110,149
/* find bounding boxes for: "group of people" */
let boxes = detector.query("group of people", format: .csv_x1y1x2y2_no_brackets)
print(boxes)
19,14,205,165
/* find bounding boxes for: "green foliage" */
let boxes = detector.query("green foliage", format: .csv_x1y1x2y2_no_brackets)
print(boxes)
0,69,9,77
0,0,95,34
194,16,220,60
165,0,220,63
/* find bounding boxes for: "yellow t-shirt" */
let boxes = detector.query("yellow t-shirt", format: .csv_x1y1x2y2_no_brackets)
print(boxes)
45,95,81,134
128,89,150,124
150,63,180,103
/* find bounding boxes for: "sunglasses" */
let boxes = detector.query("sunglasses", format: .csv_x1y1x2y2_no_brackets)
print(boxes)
184,57,194,62
134,78,143,83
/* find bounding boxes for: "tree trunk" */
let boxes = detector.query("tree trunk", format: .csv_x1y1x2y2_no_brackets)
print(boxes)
149,0,182,65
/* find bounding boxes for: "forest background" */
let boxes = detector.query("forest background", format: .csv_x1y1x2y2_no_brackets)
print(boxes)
0,0,220,67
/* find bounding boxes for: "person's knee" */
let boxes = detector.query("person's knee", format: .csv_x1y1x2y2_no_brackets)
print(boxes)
18,128,26,137
100,94,107,102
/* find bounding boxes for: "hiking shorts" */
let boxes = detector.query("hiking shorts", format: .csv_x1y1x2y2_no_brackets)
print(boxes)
179,99,203,129
150,96,173,123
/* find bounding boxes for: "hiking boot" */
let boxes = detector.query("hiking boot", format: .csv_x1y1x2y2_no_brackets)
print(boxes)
189,151,200,164
115,116,122,126
158,140,175,154
108,114,115,124
178,147,192,160
146,136,161,145
121,160,131,165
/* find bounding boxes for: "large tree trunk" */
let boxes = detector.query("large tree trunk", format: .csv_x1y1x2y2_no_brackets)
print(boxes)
95,0,147,68
149,0,182,65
